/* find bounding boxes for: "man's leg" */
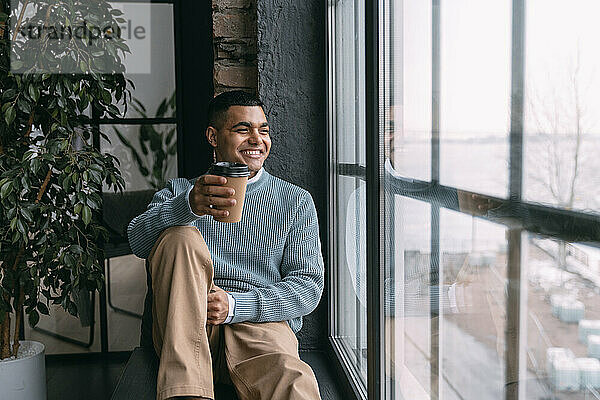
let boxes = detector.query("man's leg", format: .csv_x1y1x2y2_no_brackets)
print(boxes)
148,226,216,400
222,321,321,400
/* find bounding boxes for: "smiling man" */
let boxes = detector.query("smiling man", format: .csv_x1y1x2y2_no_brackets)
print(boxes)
127,90,324,400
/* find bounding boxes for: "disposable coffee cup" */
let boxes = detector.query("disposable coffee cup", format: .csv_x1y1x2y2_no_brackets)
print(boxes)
208,162,250,223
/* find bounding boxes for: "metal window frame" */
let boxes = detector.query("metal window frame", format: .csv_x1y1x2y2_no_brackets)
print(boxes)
365,0,385,397
328,0,600,399
326,0,371,398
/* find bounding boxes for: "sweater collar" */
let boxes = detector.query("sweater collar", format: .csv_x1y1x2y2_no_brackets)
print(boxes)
247,167,264,184
246,167,268,194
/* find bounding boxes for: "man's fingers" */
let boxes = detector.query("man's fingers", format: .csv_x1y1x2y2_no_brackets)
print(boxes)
198,174,227,186
204,194,236,208
207,306,224,314
199,206,229,218
201,185,235,197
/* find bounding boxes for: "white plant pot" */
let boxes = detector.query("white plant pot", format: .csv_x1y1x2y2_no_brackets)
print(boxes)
0,340,47,400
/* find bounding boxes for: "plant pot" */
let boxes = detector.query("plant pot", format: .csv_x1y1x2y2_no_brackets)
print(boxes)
0,340,47,400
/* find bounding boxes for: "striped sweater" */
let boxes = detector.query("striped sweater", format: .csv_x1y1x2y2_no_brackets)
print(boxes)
127,168,324,333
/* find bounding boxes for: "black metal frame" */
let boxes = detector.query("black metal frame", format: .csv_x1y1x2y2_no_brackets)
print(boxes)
430,1,442,397
328,0,600,399
365,0,384,399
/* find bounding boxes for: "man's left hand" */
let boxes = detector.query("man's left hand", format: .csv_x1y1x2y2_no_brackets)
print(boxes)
207,285,229,325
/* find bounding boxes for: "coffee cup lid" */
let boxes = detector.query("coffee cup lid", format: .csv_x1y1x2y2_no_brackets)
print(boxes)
208,162,250,177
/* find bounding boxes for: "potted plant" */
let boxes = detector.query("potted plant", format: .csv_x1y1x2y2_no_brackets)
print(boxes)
0,0,129,398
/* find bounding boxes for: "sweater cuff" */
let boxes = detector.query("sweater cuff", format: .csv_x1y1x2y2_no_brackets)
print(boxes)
171,186,203,224
223,292,236,324
229,291,260,323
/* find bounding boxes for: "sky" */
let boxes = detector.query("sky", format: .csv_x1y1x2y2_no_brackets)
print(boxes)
401,0,600,137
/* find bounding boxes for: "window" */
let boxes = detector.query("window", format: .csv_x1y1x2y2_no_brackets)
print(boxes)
328,0,600,399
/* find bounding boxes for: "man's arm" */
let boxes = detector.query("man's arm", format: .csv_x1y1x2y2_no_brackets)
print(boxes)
229,192,325,323
127,178,203,260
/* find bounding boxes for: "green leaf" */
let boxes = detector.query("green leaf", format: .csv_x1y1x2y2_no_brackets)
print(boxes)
156,99,167,117
63,174,72,191
37,302,49,316
20,208,34,222
17,97,32,113
16,219,26,235
5,105,15,125
35,234,47,245
2,88,16,100
74,203,83,214
1,181,13,198
29,310,40,327
89,169,101,184
86,196,100,209
82,205,92,225
64,253,75,267
101,89,112,104
29,84,40,102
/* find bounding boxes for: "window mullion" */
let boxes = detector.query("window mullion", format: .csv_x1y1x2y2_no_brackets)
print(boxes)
366,0,384,398
507,0,526,398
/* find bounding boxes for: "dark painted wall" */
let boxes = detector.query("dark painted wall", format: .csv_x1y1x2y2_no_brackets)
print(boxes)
175,1,214,179
257,1,327,350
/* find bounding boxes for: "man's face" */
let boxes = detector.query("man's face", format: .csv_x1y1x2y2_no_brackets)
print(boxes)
206,105,271,177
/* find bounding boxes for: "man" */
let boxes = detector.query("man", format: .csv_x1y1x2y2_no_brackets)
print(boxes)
127,90,324,400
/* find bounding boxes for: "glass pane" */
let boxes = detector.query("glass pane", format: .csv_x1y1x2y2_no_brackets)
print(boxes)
440,208,508,398
101,124,178,192
335,0,366,165
337,174,368,385
524,236,600,398
439,0,511,198
333,0,368,390
384,194,432,399
523,0,600,214
386,0,431,182
116,4,176,119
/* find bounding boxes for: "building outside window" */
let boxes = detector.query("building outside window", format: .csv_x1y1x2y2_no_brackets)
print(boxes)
328,0,600,399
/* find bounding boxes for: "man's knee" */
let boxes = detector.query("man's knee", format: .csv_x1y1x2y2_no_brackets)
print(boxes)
270,353,320,397
149,226,212,269
271,353,315,381
160,225,204,246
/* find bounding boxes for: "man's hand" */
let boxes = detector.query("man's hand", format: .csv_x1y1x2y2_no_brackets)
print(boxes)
189,175,236,218
207,285,229,325
457,191,501,216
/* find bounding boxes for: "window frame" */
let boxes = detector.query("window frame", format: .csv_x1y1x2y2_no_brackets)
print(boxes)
327,0,600,399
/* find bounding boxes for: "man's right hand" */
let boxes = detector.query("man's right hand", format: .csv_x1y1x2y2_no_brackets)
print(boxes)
189,174,236,218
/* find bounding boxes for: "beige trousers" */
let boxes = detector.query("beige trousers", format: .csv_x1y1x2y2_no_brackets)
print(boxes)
148,226,321,400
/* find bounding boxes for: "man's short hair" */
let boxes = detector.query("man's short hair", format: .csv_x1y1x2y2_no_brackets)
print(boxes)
207,90,264,130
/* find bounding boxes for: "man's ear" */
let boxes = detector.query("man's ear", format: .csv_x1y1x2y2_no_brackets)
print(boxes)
206,126,218,148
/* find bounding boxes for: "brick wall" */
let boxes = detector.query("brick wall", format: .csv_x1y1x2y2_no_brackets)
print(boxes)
212,0,258,95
